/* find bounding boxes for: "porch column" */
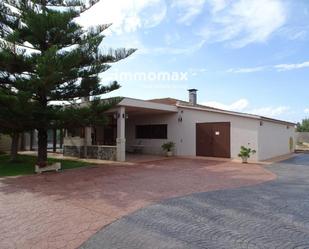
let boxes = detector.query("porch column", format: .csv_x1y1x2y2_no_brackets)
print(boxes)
116,106,126,161
59,129,64,149
84,127,92,146
52,129,57,153
30,130,33,151
83,127,92,158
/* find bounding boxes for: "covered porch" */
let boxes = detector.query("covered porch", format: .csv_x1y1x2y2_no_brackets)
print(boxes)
63,98,178,161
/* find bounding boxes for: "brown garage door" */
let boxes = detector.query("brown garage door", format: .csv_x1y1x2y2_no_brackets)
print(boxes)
196,122,231,158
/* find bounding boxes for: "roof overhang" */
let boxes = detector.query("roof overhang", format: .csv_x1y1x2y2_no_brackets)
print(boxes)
106,97,178,115
119,98,177,112
177,104,296,126
102,97,295,126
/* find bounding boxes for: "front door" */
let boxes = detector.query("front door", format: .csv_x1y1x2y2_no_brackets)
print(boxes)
196,122,231,158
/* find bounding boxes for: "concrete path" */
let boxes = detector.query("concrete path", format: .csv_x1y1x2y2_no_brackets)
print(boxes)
80,154,309,249
281,153,309,166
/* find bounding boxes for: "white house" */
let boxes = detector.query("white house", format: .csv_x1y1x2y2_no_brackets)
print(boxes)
62,89,296,162
0,134,12,152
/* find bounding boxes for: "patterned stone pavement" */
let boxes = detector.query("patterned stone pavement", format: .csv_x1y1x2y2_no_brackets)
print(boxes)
0,158,274,249
80,154,309,249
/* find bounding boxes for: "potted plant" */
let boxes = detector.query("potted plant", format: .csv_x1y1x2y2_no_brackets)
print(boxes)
161,142,175,157
238,146,256,163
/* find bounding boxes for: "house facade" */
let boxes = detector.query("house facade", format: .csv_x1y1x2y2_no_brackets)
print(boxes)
0,134,11,152
0,134,31,153
62,89,296,162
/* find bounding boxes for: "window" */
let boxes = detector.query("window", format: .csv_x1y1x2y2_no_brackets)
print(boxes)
136,124,167,139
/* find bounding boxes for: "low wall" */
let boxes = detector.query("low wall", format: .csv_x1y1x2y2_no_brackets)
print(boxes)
296,132,309,143
63,145,85,158
63,145,117,161
63,137,85,147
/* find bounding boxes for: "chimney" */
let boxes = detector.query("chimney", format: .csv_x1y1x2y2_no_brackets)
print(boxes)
188,89,198,105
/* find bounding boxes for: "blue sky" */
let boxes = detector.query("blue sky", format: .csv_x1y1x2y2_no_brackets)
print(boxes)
79,0,309,122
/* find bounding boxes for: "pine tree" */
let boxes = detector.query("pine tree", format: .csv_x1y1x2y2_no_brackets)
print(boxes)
297,119,309,132
0,0,136,166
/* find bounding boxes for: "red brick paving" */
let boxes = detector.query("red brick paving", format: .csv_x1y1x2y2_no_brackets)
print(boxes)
0,158,276,249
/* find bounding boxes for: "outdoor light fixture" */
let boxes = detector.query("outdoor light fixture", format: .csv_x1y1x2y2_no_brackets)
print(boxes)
113,112,120,119
178,110,183,122
114,112,128,119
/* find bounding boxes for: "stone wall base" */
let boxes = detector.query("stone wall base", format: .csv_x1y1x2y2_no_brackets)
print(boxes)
63,145,117,161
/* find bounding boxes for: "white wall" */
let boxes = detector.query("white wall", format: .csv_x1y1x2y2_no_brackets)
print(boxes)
0,133,34,152
126,109,260,161
125,108,295,161
177,108,259,161
126,113,178,155
0,134,11,152
63,136,85,147
296,132,309,143
258,121,295,161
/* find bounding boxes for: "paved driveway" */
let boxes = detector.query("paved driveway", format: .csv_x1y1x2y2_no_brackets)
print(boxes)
0,158,273,249
81,154,309,249
281,153,309,166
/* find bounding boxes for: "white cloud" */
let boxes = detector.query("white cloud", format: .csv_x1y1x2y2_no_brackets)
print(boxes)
226,60,309,73
290,30,307,40
164,32,181,46
202,98,249,112
189,68,207,76
282,28,308,41
226,66,266,73
199,0,287,48
249,106,290,117
140,40,206,55
202,98,291,118
275,61,309,71
102,34,206,56
278,22,309,41
305,108,309,114
208,0,229,13
78,0,167,34
171,0,206,25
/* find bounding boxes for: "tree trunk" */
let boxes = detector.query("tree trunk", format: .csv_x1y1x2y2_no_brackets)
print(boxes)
37,128,48,167
30,130,33,151
20,132,25,151
52,128,57,153
10,132,19,162
59,129,64,149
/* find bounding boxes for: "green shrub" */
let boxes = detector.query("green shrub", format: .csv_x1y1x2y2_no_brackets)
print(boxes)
238,146,256,158
161,142,175,152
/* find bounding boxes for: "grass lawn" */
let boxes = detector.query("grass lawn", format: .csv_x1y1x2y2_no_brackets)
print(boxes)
0,154,90,177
